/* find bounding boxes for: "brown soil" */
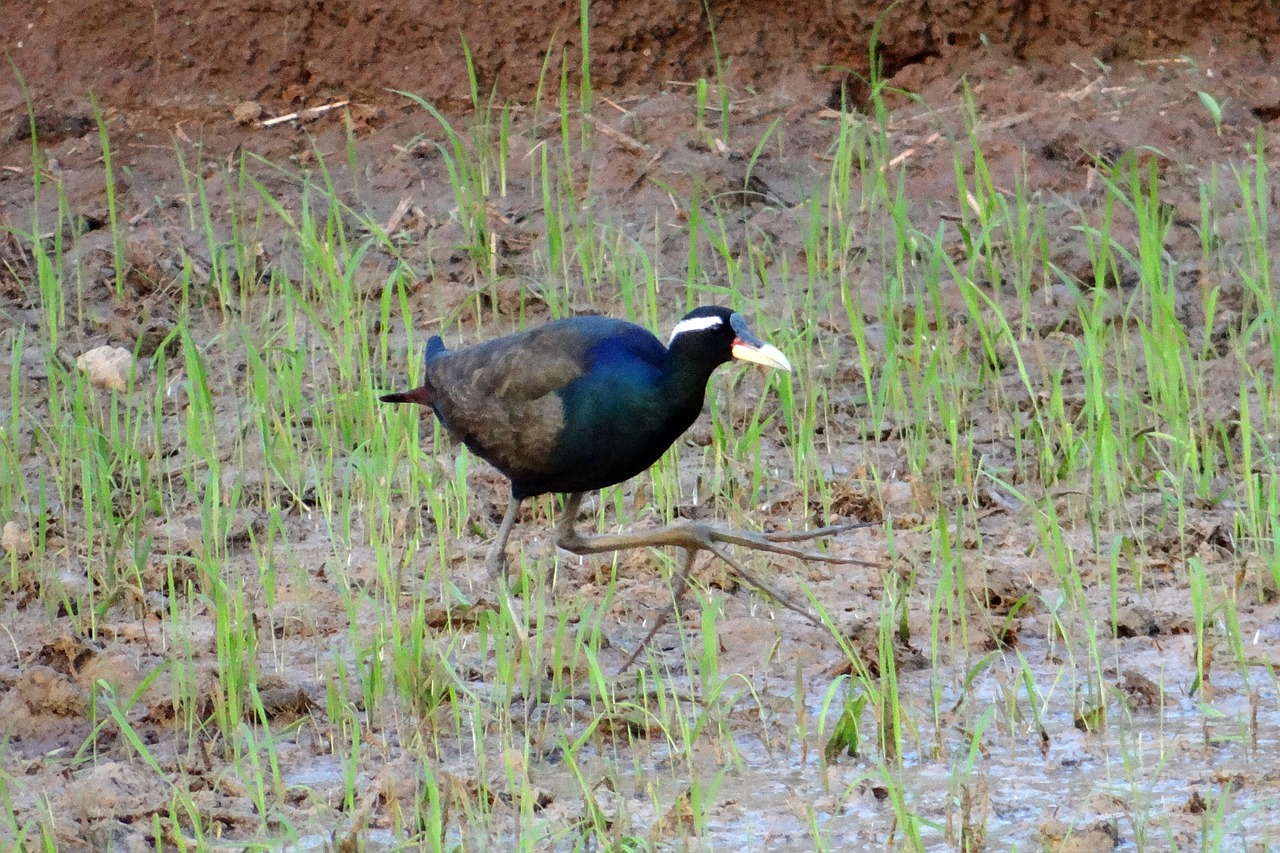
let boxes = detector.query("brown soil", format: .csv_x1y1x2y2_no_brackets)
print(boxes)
4,0,1280,117
2,0,1280,850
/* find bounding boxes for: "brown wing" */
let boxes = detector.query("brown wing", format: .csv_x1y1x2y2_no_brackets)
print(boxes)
425,323,592,482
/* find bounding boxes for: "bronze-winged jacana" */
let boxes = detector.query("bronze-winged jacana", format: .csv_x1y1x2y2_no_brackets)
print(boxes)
382,306,866,658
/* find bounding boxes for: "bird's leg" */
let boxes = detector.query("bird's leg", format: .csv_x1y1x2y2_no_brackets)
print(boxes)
484,495,523,580
553,493,878,665
485,494,528,647
554,492,588,549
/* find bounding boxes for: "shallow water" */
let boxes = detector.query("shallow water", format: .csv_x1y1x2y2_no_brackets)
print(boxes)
505,629,1280,850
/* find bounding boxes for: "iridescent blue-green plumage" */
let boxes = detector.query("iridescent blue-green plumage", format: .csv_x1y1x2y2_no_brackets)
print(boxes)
538,322,709,497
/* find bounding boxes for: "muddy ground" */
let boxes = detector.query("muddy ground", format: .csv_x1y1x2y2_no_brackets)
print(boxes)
2,0,1280,850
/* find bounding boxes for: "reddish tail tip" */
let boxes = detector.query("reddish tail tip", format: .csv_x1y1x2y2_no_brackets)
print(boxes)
380,386,432,406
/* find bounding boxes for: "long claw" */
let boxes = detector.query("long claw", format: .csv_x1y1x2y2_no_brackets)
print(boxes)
760,521,878,542
704,527,877,565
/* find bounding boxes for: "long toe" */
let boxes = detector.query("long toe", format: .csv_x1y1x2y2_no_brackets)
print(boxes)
707,527,876,566
761,521,877,542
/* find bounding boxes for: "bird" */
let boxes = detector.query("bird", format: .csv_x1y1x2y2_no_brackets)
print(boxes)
381,306,866,657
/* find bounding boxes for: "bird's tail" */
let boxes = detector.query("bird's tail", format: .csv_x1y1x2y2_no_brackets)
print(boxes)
380,386,431,406
380,335,446,406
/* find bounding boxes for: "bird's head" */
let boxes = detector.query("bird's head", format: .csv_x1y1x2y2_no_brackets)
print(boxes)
667,306,793,373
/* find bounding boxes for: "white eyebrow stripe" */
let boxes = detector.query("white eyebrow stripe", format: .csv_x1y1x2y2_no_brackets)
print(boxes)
668,315,725,343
